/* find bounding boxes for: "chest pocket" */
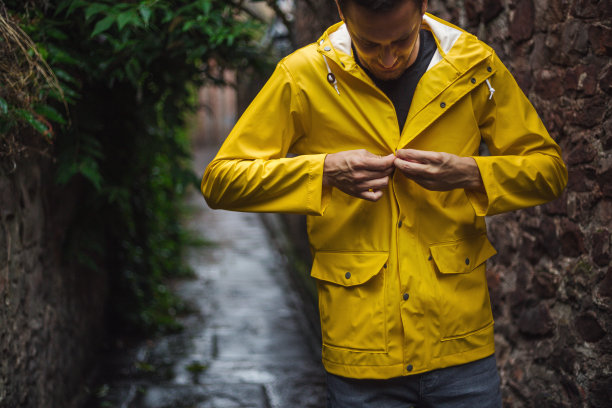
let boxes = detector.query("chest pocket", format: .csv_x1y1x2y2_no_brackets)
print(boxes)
429,234,497,341
311,251,389,354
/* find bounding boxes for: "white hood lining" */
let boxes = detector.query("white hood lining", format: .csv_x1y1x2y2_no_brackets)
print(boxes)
328,24,352,56
327,15,463,72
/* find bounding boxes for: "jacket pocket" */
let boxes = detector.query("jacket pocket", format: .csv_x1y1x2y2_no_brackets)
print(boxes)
429,234,497,341
311,251,389,353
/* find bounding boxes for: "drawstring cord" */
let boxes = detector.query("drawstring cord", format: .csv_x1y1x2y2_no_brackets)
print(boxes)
485,79,495,100
323,55,340,95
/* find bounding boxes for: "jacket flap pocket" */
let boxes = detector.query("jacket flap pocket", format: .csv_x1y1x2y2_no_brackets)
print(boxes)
430,234,497,274
311,251,389,286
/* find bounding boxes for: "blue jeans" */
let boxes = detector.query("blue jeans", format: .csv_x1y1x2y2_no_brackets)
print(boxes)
326,355,502,408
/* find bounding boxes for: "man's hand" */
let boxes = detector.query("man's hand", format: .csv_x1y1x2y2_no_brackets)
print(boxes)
394,149,484,192
323,149,396,201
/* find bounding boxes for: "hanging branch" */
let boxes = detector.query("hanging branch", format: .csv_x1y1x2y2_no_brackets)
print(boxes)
264,0,295,48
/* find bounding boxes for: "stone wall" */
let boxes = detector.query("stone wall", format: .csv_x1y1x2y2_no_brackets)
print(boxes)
0,157,107,408
430,1,611,406
292,0,611,406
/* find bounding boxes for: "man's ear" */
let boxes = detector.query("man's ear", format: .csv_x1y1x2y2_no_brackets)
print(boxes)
334,0,345,21
421,0,428,16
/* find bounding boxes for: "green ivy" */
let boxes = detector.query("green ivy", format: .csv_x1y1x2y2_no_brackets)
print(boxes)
2,0,266,335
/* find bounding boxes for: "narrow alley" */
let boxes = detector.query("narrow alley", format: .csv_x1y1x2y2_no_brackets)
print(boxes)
90,147,327,408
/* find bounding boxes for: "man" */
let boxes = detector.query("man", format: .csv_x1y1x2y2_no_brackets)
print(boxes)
202,0,567,406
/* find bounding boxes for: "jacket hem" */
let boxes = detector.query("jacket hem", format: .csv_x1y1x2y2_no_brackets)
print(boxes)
322,342,495,379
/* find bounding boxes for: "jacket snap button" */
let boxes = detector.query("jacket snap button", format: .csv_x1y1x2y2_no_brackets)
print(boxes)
471,77,476,84
440,102,446,108
465,257,470,265
398,220,403,228
428,255,432,261
403,293,409,301
384,263,387,268
407,364,413,372
327,73,336,84
324,46,331,51
345,272,351,279
487,66,492,72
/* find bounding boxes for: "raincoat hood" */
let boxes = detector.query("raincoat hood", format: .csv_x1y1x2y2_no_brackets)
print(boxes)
315,14,464,82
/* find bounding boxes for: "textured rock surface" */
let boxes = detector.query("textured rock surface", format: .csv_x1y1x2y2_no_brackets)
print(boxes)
0,157,107,408
293,0,611,406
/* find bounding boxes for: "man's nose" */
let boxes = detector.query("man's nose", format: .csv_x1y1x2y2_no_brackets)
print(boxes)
379,47,397,68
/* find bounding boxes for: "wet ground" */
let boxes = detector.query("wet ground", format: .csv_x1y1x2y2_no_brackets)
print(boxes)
88,148,326,408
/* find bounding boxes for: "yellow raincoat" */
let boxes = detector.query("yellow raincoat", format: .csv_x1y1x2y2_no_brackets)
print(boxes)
202,14,567,379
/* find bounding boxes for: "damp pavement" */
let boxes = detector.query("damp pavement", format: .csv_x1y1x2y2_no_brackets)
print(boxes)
88,148,327,408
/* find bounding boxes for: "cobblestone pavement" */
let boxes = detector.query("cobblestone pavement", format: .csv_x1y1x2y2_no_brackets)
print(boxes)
88,148,326,408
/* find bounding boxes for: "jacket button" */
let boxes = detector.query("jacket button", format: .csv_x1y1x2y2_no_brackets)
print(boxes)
407,364,413,372
487,66,492,72
403,293,409,301
398,220,403,228
428,255,432,261
471,77,476,84
384,263,387,268
440,102,446,108
324,46,331,51
345,272,351,279
465,257,470,265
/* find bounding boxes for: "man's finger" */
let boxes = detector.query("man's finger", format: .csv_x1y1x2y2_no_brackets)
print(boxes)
360,189,384,202
353,167,395,182
357,176,390,190
394,158,431,175
358,153,396,171
395,149,440,163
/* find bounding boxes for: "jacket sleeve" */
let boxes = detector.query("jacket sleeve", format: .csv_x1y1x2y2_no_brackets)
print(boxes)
201,61,330,215
466,53,568,216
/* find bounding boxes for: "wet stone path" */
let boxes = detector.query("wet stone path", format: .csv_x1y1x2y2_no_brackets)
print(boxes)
90,149,326,408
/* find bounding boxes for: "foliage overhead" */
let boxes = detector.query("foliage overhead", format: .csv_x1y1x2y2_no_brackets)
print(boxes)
0,0,266,334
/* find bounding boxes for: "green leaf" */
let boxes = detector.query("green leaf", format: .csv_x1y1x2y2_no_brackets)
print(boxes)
79,157,103,190
54,0,72,16
0,97,7,115
200,0,212,15
59,0,87,17
54,68,79,85
55,161,79,185
117,10,140,30
90,15,115,38
47,44,82,66
139,5,153,26
125,58,142,84
85,3,109,20
182,20,197,32
45,27,69,41
34,104,67,125
15,109,51,136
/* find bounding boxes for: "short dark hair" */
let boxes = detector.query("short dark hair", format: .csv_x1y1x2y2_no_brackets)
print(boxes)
337,0,423,13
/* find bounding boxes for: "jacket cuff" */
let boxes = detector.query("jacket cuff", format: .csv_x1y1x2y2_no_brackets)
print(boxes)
307,153,331,215
465,156,494,216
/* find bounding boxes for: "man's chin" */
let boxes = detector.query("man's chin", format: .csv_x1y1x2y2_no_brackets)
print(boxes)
372,70,403,80
369,64,407,81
